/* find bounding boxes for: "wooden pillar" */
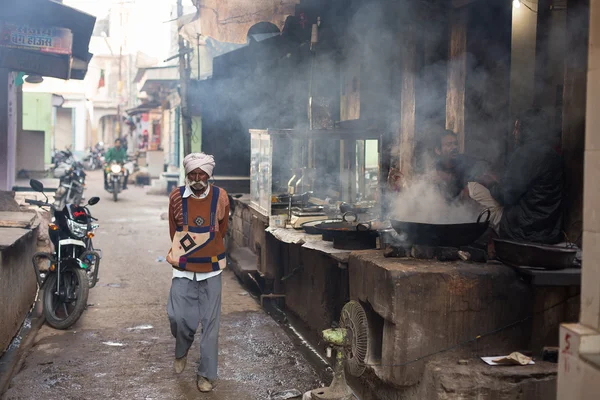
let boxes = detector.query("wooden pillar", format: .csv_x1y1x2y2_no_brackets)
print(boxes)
395,23,418,184
446,7,468,152
533,0,554,107
562,0,589,244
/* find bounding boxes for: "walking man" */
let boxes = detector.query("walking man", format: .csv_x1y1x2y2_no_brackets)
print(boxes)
166,153,230,392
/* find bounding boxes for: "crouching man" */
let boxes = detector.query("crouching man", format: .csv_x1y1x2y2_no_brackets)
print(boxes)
166,152,230,392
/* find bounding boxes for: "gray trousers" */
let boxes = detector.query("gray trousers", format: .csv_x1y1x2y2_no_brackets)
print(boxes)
167,274,222,380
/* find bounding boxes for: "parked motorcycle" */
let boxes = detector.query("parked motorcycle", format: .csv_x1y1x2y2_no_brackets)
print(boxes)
26,179,102,330
52,148,74,167
82,147,103,171
105,161,126,202
54,162,86,210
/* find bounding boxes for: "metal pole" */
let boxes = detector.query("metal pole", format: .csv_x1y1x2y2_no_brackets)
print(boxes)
116,2,123,142
117,44,123,141
178,0,192,156
197,33,201,81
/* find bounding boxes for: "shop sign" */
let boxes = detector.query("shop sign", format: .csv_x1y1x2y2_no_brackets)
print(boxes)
0,21,73,55
0,47,71,80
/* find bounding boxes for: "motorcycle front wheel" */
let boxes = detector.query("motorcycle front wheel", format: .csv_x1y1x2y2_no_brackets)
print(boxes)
112,181,118,202
43,268,90,330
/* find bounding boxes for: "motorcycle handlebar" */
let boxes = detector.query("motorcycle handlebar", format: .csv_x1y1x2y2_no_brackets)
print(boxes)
25,199,50,207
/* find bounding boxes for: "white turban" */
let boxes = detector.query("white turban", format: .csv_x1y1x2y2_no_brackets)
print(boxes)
183,153,215,177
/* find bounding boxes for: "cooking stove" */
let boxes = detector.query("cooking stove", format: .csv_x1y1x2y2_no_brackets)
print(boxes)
382,243,488,263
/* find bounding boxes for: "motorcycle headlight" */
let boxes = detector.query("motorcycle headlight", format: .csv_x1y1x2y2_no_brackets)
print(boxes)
67,219,88,238
110,164,122,174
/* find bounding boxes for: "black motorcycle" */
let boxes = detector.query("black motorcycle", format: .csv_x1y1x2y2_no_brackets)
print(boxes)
52,148,74,166
27,179,102,330
54,161,86,209
104,161,126,202
83,147,104,171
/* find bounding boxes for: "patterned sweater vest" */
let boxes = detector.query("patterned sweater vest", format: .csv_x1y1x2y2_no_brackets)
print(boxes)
169,186,226,273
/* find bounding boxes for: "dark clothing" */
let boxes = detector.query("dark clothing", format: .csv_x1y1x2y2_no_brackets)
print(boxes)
490,140,563,244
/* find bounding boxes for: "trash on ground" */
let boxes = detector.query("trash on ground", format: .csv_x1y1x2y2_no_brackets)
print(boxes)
269,389,303,399
481,352,534,366
102,341,125,347
127,325,153,331
155,256,166,263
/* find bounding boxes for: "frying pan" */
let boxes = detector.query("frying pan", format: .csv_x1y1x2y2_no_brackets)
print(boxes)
302,219,341,235
314,213,378,249
391,209,491,248
493,238,577,270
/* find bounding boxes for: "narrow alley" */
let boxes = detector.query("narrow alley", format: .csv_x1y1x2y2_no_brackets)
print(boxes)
2,172,325,400
2,0,600,399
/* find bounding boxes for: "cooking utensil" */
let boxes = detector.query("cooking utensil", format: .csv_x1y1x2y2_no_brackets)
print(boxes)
315,212,378,250
493,238,577,270
390,209,491,248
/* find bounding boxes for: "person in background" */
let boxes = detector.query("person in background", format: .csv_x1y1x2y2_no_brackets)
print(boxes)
427,128,495,203
103,138,129,190
481,108,563,243
166,153,230,393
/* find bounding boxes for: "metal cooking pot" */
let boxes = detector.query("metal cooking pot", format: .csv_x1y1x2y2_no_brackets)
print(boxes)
390,209,491,248
493,238,577,270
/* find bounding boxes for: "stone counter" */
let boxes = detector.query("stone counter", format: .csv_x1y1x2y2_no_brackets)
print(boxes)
349,251,535,387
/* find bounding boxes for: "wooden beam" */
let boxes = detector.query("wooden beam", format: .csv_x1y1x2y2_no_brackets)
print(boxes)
446,7,468,152
396,23,418,184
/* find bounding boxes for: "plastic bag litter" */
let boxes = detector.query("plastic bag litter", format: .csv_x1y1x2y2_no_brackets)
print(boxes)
269,389,303,400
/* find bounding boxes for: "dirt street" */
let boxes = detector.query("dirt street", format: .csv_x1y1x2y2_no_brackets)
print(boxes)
3,172,324,400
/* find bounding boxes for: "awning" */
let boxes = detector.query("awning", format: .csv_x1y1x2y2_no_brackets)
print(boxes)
136,65,179,92
0,0,95,80
126,101,162,116
178,0,298,44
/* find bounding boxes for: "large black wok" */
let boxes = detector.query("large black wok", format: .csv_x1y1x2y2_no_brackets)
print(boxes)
391,209,490,248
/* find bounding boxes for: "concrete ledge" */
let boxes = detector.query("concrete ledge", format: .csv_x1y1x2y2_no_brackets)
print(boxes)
0,294,44,397
0,212,36,229
0,226,39,354
228,246,258,287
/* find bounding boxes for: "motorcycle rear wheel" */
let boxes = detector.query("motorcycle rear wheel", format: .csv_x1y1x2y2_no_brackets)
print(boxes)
43,269,89,330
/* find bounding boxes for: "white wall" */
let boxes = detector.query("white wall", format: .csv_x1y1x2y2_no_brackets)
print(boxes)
55,108,73,151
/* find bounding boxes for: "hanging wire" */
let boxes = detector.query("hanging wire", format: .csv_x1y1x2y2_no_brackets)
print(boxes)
366,293,580,368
